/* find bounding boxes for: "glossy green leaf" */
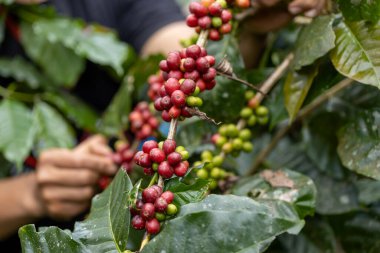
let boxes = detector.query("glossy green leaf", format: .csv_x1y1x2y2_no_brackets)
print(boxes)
356,179,380,205
128,179,142,208
284,65,319,121
337,0,380,23
337,109,380,180
0,99,35,167
20,22,85,86
72,170,132,253
293,15,335,70
233,169,317,219
99,76,133,136
164,177,210,206
19,225,89,253
330,20,380,88
34,101,75,152
43,92,98,132
0,57,47,89
142,195,304,253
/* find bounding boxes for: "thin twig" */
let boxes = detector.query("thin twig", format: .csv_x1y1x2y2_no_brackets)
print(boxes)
216,70,265,94
247,78,354,175
167,118,179,140
139,233,151,252
196,30,209,47
187,107,221,125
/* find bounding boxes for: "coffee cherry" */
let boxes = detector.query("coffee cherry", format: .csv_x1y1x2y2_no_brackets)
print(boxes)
137,153,152,167
186,45,202,59
205,80,216,90
163,140,176,154
212,155,224,167
205,55,216,66
235,0,250,8
226,124,238,137
132,215,145,230
143,167,155,175
202,67,216,82
161,110,172,122
166,204,178,216
247,115,257,126
159,60,170,72
232,138,243,150
210,167,223,179
201,150,213,161
222,142,233,153
180,79,196,95
142,187,160,203
189,2,208,17
181,107,193,118
165,78,181,96
221,10,232,23
209,2,223,16
209,29,221,41
169,106,182,118
179,150,190,160
151,185,163,196
239,129,252,141
141,203,156,220
209,179,218,190
196,57,210,73
171,90,186,107
197,168,209,179
145,218,160,234
155,212,166,221
160,96,172,110
212,17,223,27
220,23,232,34
161,191,175,204
174,162,189,177
242,142,253,152
184,70,200,81
158,161,174,179
166,52,181,70
167,152,182,166
142,140,158,154
149,148,166,163
256,106,269,116
186,14,198,27
181,58,196,72
155,197,168,212
258,116,269,125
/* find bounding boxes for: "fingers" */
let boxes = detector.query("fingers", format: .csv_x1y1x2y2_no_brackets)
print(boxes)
40,185,96,202
37,166,100,186
289,0,324,17
75,134,111,155
257,0,282,7
45,201,90,221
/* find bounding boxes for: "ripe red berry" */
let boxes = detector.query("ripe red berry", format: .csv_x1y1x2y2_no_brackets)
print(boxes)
186,45,201,59
220,23,232,34
148,117,159,129
205,80,216,90
142,187,160,203
181,58,196,72
143,167,155,176
198,16,212,29
174,162,189,177
137,153,152,167
161,191,175,204
134,151,144,163
202,67,217,82
196,57,210,73
184,70,200,81
169,106,181,118
151,185,163,196
122,149,135,162
168,70,184,80
160,96,172,110
221,10,232,23
149,148,166,163
165,78,181,96
181,107,193,118
141,203,156,220
189,2,208,17
167,152,182,166
158,161,174,179
180,79,196,95
205,55,216,66
155,197,168,212
209,29,221,41
161,110,171,122
159,60,170,72
186,14,198,27
163,140,176,154
171,90,186,108
112,153,123,164
145,218,160,234
196,79,206,91
209,2,223,16
139,124,152,139
142,140,158,154
132,215,146,230
166,52,181,70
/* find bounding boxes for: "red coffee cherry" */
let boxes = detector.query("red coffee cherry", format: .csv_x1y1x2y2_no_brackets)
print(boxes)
154,197,168,212
149,148,166,163
132,215,145,230
161,191,175,204
180,79,196,95
141,203,156,220
142,140,158,154
163,140,176,154
142,187,161,203
171,90,186,108
174,162,189,177
167,152,182,166
145,218,160,234
158,161,174,179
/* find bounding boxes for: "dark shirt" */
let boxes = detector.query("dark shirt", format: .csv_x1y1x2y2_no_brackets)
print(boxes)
0,0,183,250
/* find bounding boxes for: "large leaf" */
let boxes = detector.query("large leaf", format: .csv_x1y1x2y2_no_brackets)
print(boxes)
330,20,380,88
233,169,317,219
34,101,75,151
19,225,89,253
43,92,98,132
337,109,380,180
72,170,132,253
142,195,304,253
0,57,46,89
337,0,380,23
0,99,35,167
356,179,380,205
99,76,133,136
284,65,319,121
293,15,335,70
20,22,85,86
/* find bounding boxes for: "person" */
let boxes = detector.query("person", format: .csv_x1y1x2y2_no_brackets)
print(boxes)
0,0,326,249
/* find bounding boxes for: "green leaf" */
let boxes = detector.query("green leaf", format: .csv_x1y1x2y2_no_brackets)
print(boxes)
337,0,380,23
337,109,380,180
233,169,317,219
99,76,133,136
43,92,98,132
34,101,75,151
284,65,319,121
164,177,210,206
142,195,304,253
73,170,132,252
20,22,85,86
19,225,89,253
0,57,46,89
330,20,380,88
293,15,335,70
356,179,380,205
0,155,13,178
128,179,142,208
0,99,35,167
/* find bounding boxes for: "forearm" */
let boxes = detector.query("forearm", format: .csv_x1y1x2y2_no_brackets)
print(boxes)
0,173,44,239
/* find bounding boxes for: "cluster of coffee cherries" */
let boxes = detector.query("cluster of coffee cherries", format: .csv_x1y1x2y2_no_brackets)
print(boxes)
148,73,165,101
154,45,216,122
131,185,177,234
129,102,159,140
186,0,233,41
111,140,136,173
241,90,270,126
134,140,190,178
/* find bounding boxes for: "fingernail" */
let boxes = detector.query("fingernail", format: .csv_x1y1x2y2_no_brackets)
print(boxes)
289,6,301,15
305,9,318,18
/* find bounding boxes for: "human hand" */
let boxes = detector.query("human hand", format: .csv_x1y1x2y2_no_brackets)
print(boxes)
35,135,116,220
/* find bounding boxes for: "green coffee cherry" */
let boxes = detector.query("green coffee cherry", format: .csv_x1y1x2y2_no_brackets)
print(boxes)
212,155,224,167
152,163,159,171
239,129,252,141
247,115,257,126
155,212,166,221
219,169,226,179
186,96,198,107
226,124,238,137
195,97,203,107
216,0,227,8
232,138,243,150
245,90,255,101
212,17,223,27
240,107,253,119
193,86,201,96
242,142,253,152
209,179,218,190
215,136,227,147
194,161,203,167
222,142,233,153
166,204,178,215
180,150,190,160
175,146,186,153
258,116,269,125
218,124,228,136
204,162,214,170
201,150,213,162
210,167,222,179
256,106,269,116
197,169,209,179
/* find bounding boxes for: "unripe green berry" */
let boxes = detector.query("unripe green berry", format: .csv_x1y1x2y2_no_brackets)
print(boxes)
240,107,253,119
191,34,199,44
166,204,178,215
256,106,269,116
152,163,159,171
205,162,214,170
222,142,233,153
212,155,224,167
247,115,257,126
219,169,226,179
193,86,201,96
194,161,203,167
201,150,213,162
239,129,252,141
232,138,243,150
216,0,227,8
258,116,269,125
175,146,186,153
155,212,166,221
226,124,238,137
186,96,198,107
209,179,218,190
195,97,203,107
197,169,209,179
218,124,228,137
242,142,253,152
212,17,223,28
216,136,227,148
245,90,255,101
210,167,222,179
180,150,190,160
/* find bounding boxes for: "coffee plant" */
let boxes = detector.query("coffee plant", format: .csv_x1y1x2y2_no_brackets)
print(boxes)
0,0,379,252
